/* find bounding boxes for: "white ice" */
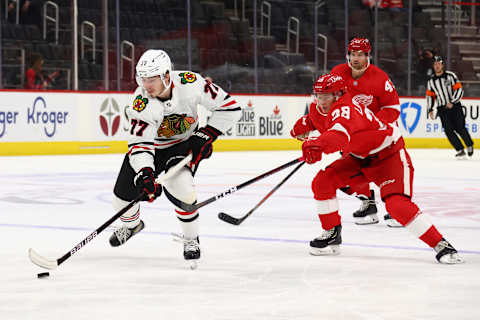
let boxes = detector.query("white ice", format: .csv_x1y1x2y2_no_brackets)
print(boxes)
1,149,479,320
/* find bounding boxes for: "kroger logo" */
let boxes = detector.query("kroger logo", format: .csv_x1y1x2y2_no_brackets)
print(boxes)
27,97,69,137
400,102,422,134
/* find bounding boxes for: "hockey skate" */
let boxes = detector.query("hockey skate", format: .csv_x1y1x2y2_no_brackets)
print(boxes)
467,146,474,157
310,225,342,255
353,190,378,225
455,149,467,159
384,213,403,227
172,233,200,270
109,220,145,247
434,238,464,264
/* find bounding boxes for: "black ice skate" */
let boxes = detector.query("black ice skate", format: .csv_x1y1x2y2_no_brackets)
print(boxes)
434,238,464,264
172,233,201,269
310,225,342,255
384,213,403,228
109,220,145,247
455,149,467,159
353,190,378,225
184,237,201,260
467,146,474,157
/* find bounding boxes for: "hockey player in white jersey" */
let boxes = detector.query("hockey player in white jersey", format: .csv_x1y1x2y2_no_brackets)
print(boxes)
110,49,241,266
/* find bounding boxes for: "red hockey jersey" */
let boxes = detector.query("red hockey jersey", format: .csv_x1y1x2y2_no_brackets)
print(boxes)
330,63,400,124
307,93,402,159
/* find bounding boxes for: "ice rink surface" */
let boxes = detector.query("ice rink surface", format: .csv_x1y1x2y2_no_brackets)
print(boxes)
1,149,479,320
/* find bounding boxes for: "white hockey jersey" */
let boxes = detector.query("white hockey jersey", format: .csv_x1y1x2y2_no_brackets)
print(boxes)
125,71,241,172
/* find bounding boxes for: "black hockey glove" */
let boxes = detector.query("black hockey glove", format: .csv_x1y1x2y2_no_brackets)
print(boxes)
188,125,222,168
134,167,162,202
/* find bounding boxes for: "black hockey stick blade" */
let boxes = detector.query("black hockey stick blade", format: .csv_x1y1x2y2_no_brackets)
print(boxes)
165,157,304,212
218,161,306,225
218,212,244,225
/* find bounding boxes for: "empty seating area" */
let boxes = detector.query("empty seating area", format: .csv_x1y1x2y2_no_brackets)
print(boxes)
1,0,479,95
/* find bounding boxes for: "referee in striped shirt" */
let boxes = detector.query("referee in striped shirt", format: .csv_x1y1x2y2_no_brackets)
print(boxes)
426,56,474,158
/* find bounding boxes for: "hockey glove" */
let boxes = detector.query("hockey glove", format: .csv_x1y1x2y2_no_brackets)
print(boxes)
302,138,324,164
188,125,222,167
290,115,312,141
134,167,162,202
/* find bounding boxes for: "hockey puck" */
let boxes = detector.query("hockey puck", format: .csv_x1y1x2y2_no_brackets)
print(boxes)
37,272,50,279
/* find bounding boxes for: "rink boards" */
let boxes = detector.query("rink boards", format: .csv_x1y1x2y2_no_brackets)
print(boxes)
0,90,479,155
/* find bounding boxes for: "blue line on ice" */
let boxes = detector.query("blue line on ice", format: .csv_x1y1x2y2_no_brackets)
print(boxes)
3,223,480,255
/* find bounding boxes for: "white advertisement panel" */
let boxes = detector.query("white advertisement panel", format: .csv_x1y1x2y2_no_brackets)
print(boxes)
219,95,310,140
398,97,479,138
0,92,77,141
0,92,133,142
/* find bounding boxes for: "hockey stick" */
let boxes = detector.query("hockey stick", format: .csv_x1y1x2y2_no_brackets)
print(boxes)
28,154,192,270
164,157,304,212
218,161,305,225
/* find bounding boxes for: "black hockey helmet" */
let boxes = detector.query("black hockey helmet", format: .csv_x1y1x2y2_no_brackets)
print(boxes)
433,55,444,63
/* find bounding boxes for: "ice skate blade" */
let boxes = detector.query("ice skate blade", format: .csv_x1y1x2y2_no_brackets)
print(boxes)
438,253,465,264
354,214,379,225
385,219,403,228
309,245,340,256
188,260,198,270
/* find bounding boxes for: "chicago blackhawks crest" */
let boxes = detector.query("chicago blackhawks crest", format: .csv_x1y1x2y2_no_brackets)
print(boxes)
179,72,197,84
158,113,196,138
133,95,148,112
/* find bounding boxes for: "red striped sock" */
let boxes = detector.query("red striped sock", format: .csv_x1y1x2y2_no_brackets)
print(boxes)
419,225,443,248
318,211,341,230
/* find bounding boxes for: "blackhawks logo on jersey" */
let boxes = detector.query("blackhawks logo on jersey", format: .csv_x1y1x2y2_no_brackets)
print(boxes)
158,113,196,138
133,95,148,112
179,72,197,84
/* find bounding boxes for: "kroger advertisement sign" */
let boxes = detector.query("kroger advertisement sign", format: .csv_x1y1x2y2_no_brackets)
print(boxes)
398,98,480,138
0,92,77,141
0,92,132,142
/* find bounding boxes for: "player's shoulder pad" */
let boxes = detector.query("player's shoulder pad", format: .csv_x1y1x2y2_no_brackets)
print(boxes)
172,70,203,86
130,87,150,113
369,64,390,79
330,63,349,75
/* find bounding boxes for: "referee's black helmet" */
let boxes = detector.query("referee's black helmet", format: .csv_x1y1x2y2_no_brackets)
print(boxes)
433,55,444,63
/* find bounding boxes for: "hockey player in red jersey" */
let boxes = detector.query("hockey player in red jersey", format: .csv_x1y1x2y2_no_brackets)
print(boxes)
297,73,463,264
330,37,401,227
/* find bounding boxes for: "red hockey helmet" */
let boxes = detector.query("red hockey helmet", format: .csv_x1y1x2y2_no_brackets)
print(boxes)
313,74,347,95
348,38,371,54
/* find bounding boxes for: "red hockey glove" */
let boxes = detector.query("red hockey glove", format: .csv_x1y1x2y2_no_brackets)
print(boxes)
302,138,324,164
188,125,222,167
290,115,313,141
134,167,162,202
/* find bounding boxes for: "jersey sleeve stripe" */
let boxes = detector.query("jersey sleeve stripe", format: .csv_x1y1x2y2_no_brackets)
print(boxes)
220,100,237,108
129,151,155,157
380,104,400,111
154,137,186,147
128,145,154,151
128,142,155,147
216,107,241,112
